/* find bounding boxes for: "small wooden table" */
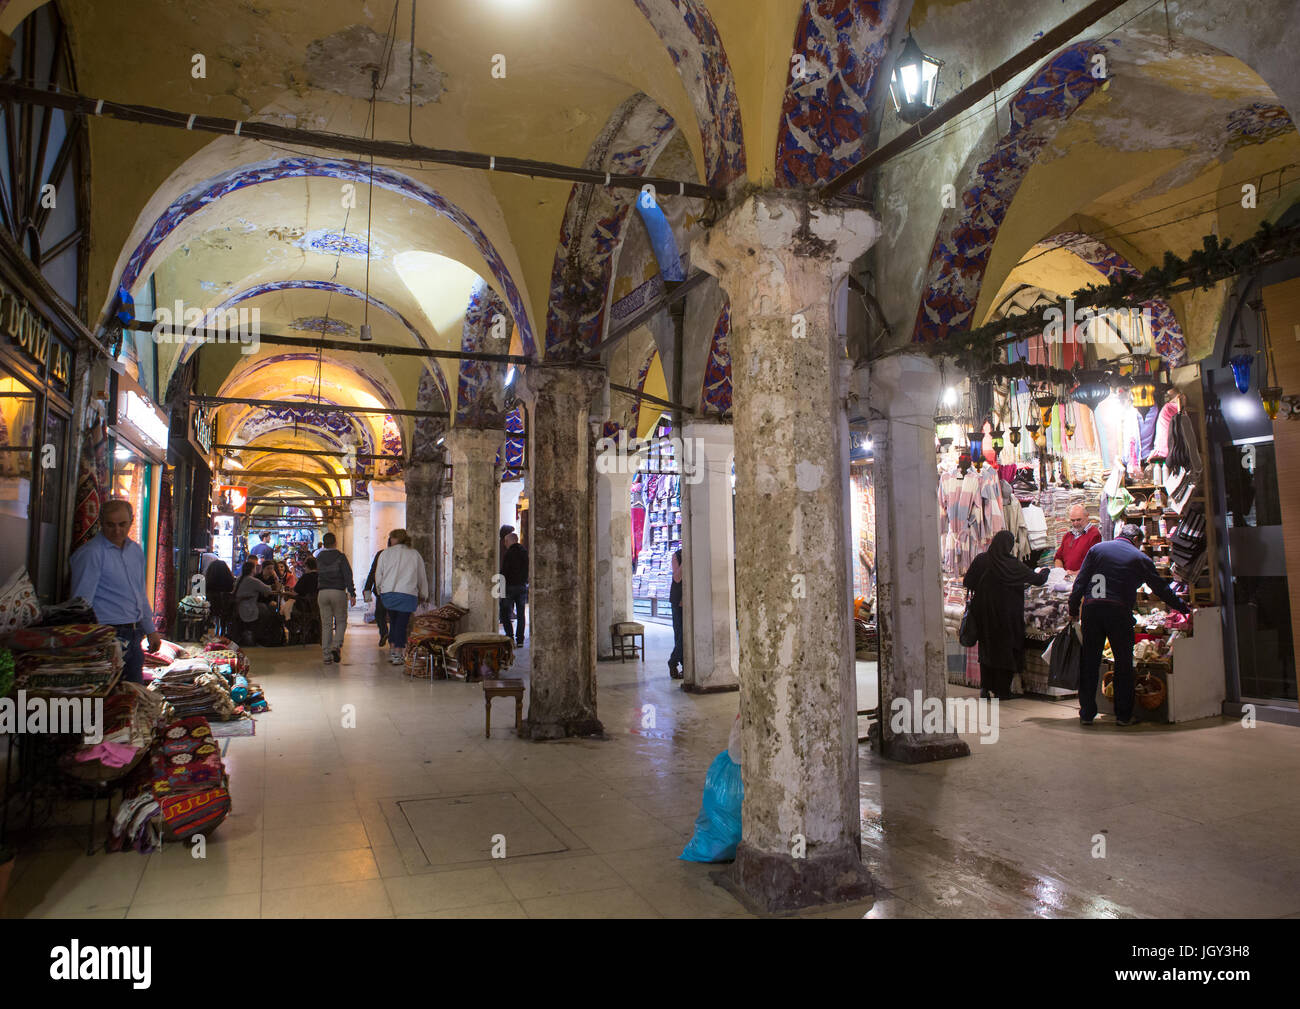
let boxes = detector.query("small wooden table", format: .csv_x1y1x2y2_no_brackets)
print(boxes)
482,679,525,738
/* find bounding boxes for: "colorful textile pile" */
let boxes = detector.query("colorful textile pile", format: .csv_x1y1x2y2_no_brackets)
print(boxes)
2,623,123,695
68,682,173,771
143,639,193,668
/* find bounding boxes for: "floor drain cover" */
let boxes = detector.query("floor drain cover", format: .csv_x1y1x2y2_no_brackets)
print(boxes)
398,792,569,865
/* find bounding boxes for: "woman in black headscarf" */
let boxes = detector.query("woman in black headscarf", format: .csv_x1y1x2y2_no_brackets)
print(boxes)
963,530,1051,700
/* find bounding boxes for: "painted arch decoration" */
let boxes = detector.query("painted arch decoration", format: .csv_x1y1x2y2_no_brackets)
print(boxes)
775,0,902,188
631,0,746,186
543,95,678,359
700,299,731,415
201,278,452,411
456,279,511,427
115,155,536,356
1035,232,1188,366
913,40,1112,345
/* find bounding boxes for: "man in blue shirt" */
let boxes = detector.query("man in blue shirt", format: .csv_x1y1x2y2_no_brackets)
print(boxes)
249,532,274,571
69,500,161,685
1068,524,1190,726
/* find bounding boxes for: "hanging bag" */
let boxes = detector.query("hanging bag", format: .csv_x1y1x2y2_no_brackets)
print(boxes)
1047,621,1082,690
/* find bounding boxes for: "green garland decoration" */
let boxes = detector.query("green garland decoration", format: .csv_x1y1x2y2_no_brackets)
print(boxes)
921,219,1300,371
0,646,13,698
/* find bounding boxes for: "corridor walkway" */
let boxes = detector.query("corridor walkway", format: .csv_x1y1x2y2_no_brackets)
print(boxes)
4,621,1299,918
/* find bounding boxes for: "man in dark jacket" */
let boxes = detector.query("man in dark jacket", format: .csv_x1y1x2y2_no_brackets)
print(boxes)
1069,525,1190,726
500,533,528,645
314,532,356,664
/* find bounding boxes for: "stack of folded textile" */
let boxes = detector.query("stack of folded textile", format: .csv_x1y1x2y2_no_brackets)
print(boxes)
109,715,232,852
150,716,231,842
1,624,123,695
68,682,174,772
142,638,193,669
149,662,238,720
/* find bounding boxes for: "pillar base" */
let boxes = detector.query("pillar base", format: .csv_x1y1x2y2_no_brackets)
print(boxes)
723,840,874,915
882,732,971,764
680,681,740,695
523,717,606,741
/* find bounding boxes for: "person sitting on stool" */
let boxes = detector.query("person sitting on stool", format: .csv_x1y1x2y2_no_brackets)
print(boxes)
1068,524,1190,726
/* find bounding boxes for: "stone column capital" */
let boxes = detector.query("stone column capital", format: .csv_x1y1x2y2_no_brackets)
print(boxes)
349,498,370,518
692,191,881,316
867,353,944,423
443,426,506,467
516,361,605,410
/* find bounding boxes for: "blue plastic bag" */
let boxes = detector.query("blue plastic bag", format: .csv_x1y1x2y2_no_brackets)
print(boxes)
679,749,743,863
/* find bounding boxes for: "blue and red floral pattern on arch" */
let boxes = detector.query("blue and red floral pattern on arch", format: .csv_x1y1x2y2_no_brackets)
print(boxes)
913,41,1113,346
775,0,901,190
700,300,732,415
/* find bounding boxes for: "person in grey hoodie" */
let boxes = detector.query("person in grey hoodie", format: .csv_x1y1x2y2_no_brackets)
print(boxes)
314,531,356,664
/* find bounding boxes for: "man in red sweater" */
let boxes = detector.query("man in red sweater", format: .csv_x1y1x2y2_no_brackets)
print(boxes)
1054,505,1101,572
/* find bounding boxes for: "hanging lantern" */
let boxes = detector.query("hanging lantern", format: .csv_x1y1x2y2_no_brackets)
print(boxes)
1034,430,1047,449
990,426,1005,451
1253,299,1283,420
1008,427,1022,447
1039,406,1054,429
1071,381,1110,412
967,429,985,467
1064,419,1076,438
1229,353,1254,395
889,33,944,124
934,412,954,448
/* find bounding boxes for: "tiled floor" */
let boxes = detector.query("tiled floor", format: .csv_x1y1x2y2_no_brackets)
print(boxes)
3,618,1299,918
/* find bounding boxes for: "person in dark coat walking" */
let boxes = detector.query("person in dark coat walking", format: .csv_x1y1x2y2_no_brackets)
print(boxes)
963,530,1050,700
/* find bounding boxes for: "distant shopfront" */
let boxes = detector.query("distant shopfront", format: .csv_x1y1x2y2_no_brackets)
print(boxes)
109,371,169,603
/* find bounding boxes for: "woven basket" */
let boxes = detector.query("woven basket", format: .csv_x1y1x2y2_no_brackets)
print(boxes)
1135,671,1166,710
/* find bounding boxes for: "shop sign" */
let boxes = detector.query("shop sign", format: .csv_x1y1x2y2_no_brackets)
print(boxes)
217,485,247,513
120,389,169,451
0,279,72,391
189,402,213,455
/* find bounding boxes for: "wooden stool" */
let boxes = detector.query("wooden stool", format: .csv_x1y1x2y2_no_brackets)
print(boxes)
610,621,645,662
482,679,525,738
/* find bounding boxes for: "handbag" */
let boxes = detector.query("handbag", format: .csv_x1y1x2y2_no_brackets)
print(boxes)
957,567,990,648
1047,622,1082,690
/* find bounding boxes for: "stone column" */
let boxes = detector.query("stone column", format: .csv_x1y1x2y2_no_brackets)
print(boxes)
517,363,605,739
868,355,971,764
594,468,635,659
681,419,739,693
347,499,370,600
404,460,443,605
444,427,505,634
692,192,880,913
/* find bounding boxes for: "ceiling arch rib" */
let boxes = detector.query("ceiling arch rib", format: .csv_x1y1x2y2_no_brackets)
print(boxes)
198,279,452,413
112,156,537,357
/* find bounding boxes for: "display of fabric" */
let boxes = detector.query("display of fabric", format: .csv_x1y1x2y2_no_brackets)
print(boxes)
72,418,106,553
0,567,42,634
1149,399,1180,461
153,474,174,625
3,623,123,695
35,597,96,627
